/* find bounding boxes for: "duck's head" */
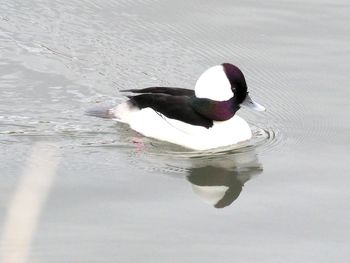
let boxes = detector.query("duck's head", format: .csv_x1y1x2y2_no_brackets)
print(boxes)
195,63,265,111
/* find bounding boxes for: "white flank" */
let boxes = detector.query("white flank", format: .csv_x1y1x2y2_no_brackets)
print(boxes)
110,104,252,150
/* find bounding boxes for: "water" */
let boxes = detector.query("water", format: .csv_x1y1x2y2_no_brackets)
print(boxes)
1,0,349,262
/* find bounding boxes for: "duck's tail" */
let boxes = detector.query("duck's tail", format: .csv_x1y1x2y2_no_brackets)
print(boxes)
85,105,116,119
85,101,137,123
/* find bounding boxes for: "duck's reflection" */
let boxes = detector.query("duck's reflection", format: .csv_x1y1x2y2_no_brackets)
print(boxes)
186,150,263,208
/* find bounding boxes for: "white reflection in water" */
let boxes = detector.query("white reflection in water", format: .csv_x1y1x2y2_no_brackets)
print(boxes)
0,143,60,263
186,150,262,208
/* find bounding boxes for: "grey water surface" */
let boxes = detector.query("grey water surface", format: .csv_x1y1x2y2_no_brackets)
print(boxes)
1,0,350,262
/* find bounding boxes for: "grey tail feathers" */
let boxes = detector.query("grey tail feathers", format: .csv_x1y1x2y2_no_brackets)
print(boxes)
85,105,115,119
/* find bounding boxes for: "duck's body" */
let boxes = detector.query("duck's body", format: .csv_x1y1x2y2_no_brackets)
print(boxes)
88,63,265,150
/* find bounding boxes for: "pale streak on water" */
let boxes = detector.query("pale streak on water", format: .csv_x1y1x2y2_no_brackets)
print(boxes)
0,143,60,263
0,0,350,262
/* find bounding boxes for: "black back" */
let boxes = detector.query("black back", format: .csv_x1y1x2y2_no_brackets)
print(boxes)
128,93,214,128
123,87,194,96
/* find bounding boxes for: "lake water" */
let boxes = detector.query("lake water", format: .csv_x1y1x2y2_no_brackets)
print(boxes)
1,0,350,262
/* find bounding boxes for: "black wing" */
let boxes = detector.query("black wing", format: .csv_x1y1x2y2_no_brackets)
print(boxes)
122,87,195,96
129,94,213,128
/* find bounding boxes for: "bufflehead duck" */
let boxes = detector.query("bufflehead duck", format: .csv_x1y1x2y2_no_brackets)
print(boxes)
88,63,265,150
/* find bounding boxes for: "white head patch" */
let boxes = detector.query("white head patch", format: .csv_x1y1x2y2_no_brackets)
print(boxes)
195,65,233,101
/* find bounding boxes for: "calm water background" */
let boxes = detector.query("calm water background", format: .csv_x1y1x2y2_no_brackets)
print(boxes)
1,0,350,262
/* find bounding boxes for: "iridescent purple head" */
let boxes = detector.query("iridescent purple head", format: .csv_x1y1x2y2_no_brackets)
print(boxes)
222,63,248,104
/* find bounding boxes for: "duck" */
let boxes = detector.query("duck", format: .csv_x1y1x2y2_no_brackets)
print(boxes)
87,63,265,150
